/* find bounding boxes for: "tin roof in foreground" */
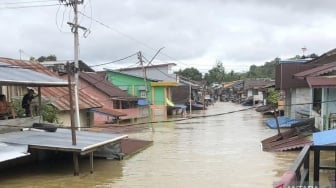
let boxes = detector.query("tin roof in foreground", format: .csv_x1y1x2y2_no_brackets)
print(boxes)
0,62,68,87
0,129,128,155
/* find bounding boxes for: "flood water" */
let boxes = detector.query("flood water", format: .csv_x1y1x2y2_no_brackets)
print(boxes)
0,102,301,188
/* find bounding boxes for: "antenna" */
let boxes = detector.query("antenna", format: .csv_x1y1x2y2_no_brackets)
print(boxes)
302,47,307,57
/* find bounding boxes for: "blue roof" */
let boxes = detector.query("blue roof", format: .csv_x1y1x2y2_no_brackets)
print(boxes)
313,129,336,145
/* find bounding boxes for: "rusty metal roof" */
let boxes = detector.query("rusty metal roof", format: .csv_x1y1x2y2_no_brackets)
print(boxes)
294,62,336,79
80,71,138,101
306,77,336,88
0,57,102,111
243,79,274,90
89,108,127,117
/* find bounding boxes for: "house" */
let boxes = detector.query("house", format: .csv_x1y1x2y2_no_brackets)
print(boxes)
116,63,178,82
293,62,336,131
170,77,201,105
79,71,140,124
275,59,316,119
243,78,275,105
105,67,179,120
275,49,336,130
220,80,244,102
0,58,102,128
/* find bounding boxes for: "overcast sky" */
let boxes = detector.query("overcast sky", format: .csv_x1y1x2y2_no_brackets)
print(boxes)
1,0,336,73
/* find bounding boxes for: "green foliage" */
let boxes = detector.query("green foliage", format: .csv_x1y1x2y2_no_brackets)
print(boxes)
175,67,203,81
11,100,60,123
204,60,226,84
10,100,25,117
37,55,57,62
267,88,279,106
246,60,277,79
41,104,60,123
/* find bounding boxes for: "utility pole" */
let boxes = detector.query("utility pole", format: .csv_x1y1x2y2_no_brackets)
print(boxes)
60,0,86,131
72,0,81,131
138,51,148,94
59,0,85,176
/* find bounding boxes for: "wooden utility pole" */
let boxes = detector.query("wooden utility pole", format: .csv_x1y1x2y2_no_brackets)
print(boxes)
59,0,86,176
138,51,148,94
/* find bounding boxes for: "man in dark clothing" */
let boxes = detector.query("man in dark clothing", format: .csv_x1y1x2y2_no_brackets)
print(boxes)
22,89,35,117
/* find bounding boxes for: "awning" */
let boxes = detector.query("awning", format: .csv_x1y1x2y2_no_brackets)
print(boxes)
0,62,69,87
306,77,336,88
0,143,30,162
313,129,336,145
89,108,127,118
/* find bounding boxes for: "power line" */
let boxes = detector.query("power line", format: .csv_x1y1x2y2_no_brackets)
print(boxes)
0,0,57,5
77,11,195,69
0,3,59,9
89,52,138,68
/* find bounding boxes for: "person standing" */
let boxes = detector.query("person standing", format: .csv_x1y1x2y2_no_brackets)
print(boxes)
22,89,35,117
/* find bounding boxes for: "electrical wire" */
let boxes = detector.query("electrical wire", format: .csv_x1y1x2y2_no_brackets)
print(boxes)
0,1,59,9
0,0,57,5
89,52,138,68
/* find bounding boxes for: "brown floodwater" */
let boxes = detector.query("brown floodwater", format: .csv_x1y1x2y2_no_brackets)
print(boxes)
0,102,304,187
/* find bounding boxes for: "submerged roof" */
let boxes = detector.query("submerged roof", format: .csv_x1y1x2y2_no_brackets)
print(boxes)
0,62,68,87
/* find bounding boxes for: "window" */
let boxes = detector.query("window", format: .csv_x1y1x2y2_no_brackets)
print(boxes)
140,90,147,98
313,88,322,114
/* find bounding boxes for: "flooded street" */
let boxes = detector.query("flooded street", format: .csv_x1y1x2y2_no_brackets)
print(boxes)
0,102,299,188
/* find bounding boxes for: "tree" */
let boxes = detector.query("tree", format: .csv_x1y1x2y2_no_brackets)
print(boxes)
204,60,226,85
37,55,57,62
175,67,203,81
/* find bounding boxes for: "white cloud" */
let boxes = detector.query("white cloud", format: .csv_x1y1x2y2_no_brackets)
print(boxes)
1,0,336,73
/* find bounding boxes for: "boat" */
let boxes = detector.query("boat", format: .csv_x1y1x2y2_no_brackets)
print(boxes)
185,101,206,110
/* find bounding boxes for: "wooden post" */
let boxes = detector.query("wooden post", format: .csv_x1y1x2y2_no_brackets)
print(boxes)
90,152,94,174
73,152,79,176
313,149,320,187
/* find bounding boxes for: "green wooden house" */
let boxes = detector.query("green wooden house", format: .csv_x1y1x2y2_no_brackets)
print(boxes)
105,70,178,120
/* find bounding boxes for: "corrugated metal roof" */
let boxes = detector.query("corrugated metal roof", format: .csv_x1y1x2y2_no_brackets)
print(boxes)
117,63,176,71
243,79,274,90
0,62,68,87
306,77,336,88
89,108,127,117
313,129,336,145
80,71,138,100
0,57,102,111
294,62,336,78
0,143,29,162
0,129,127,155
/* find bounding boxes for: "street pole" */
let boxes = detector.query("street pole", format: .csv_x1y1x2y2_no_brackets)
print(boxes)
189,78,192,117
73,0,81,131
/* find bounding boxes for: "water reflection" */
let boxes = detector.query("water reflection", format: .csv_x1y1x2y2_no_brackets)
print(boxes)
0,102,299,188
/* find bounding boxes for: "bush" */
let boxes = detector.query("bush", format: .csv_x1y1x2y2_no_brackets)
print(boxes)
41,104,60,123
